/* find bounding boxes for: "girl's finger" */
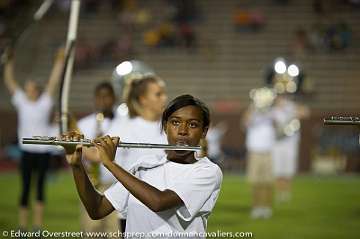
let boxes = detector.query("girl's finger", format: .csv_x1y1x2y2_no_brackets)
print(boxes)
112,137,120,148
103,136,114,147
94,142,104,153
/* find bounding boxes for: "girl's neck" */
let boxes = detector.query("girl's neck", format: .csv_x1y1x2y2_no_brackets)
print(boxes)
167,152,197,164
139,109,160,122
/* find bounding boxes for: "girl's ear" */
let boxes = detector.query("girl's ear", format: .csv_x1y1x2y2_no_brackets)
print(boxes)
163,122,168,134
139,94,146,106
202,126,209,139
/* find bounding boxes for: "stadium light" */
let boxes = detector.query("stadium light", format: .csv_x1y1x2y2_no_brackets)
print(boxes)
288,64,299,77
274,59,286,74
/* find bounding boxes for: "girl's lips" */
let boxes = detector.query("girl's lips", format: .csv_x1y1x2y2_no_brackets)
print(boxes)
175,139,191,146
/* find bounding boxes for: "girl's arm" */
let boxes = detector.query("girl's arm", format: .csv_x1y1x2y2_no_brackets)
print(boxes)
96,136,183,212
64,133,115,219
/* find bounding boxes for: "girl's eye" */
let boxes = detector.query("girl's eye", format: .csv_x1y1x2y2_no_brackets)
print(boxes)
189,122,199,128
171,120,180,126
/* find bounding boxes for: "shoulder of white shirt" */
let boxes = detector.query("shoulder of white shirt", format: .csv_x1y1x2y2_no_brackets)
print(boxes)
169,155,223,179
136,154,221,170
195,157,223,175
78,113,96,126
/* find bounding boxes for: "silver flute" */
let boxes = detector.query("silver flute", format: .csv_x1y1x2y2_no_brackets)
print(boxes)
323,116,360,125
22,136,202,152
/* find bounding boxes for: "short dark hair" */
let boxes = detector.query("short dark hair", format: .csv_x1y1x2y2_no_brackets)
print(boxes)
161,94,210,131
94,82,115,96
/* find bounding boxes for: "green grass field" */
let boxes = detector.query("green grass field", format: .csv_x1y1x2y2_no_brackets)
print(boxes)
0,171,359,239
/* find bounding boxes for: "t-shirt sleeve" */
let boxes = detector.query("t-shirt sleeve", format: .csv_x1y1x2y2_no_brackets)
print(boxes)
104,182,129,215
11,89,26,108
167,164,223,222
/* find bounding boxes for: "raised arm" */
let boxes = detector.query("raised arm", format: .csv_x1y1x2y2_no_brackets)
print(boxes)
96,136,183,212
63,133,115,220
45,48,65,96
3,51,19,95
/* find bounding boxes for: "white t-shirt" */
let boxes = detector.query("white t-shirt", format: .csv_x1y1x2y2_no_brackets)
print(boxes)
245,110,275,153
272,99,300,177
12,90,53,153
272,99,300,144
104,155,223,238
77,113,118,184
107,116,168,172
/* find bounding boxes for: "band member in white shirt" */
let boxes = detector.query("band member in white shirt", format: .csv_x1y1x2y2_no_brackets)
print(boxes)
3,47,65,231
272,95,309,202
242,103,276,219
107,75,167,232
77,82,119,237
64,94,223,238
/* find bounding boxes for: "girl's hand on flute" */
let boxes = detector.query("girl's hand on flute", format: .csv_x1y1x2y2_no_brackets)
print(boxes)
61,131,84,166
93,135,120,165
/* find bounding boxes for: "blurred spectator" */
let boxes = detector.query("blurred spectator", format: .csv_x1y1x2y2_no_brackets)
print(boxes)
234,10,251,29
298,19,352,54
143,21,197,49
290,27,311,60
75,37,98,69
323,20,352,51
117,5,137,28
116,0,145,29
134,9,151,26
179,22,196,49
251,10,266,30
233,8,265,32
143,29,161,47
170,0,200,24
101,33,133,62
158,22,177,47
143,0,199,50
308,22,326,51
143,22,180,48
